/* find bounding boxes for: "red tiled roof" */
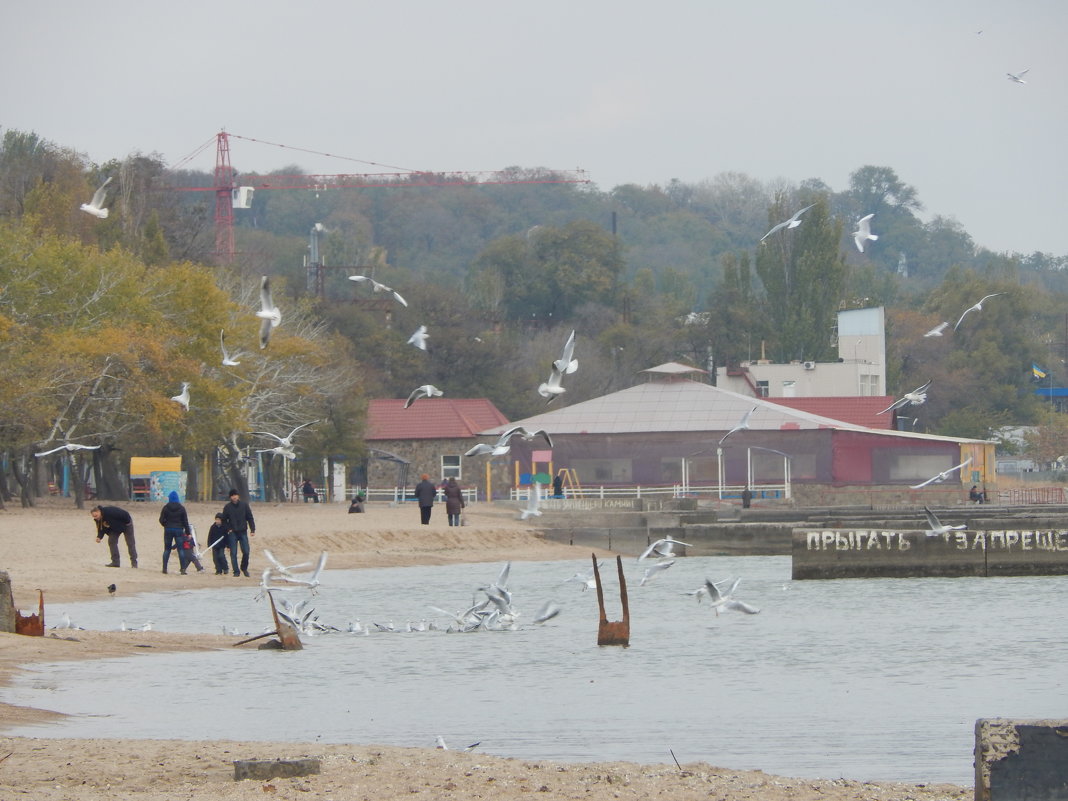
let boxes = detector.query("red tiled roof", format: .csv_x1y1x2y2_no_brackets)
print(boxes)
366,398,509,440
766,397,896,430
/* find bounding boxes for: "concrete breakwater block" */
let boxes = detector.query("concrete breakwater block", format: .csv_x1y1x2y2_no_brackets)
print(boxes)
975,718,1068,801
233,758,321,781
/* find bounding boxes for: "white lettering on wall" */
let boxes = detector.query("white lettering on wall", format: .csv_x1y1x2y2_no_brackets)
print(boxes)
806,530,1068,552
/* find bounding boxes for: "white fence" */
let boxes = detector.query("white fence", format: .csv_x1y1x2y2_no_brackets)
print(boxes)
348,486,479,504
507,483,788,501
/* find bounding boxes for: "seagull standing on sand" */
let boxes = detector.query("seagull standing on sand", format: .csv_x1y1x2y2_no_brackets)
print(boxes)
405,384,443,409
878,379,932,415
80,176,112,219
923,506,967,537
171,382,191,411
853,214,879,253
910,457,973,489
348,275,408,307
719,406,757,445
759,204,814,242
257,276,282,348
953,293,1003,331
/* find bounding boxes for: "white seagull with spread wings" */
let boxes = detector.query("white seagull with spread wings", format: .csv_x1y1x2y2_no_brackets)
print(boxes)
759,203,814,242
853,213,879,253
408,325,429,350
538,330,578,403
220,329,243,366
405,384,443,408
251,420,319,449
638,535,693,562
923,506,967,537
80,176,112,219
1006,68,1030,84
923,322,950,338
348,274,408,307
34,443,101,457
910,458,973,489
257,276,282,348
878,379,932,415
953,293,1003,331
465,425,553,457
171,382,191,411
719,406,757,445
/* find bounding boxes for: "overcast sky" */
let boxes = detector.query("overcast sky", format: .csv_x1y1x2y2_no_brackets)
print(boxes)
3,1,1066,255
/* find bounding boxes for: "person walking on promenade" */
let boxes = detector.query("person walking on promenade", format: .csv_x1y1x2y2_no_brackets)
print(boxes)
443,476,465,527
414,474,437,525
221,489,256,577
159,490,195,574
91,505,138,568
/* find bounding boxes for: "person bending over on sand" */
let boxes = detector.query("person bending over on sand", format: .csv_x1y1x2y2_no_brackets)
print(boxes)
91,504,138,568
221,489,256,577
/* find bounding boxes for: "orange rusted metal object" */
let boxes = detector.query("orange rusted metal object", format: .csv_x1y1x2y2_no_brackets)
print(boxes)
593,554,630,647
268,591,303,650
15,590,45,636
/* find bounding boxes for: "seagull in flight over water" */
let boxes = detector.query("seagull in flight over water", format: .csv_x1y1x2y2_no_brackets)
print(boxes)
759,204,814,242
923,506,967,537
638,535,693,562
910,458,973,489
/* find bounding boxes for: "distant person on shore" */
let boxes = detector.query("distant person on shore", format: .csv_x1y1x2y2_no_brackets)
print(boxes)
302,479,319,503
552,473,564,499
91,505,138,568
159,490,199,574
741,486,753,509
348,493,365,513
443,476,466,527
414,474,437,525
221,489,256,577
969,485,983,504
206,512,230,574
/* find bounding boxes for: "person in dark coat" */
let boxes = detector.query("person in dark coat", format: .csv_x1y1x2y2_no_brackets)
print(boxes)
414,474,436,525
206,512,230,574
221,489,256,577
443,477,465,527
91,505,138,568
159,490,193,574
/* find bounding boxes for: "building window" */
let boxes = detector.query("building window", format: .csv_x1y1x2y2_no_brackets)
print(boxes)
441,454,461,480
755,380,769,398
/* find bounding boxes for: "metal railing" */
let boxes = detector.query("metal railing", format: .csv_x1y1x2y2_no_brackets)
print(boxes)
508,483,786,501
347,486,478,504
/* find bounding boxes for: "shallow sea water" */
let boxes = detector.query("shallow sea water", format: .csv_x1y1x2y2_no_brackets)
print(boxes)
4,555,1066,785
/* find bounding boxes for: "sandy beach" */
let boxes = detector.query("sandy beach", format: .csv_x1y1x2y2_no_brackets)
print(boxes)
0,498,970,800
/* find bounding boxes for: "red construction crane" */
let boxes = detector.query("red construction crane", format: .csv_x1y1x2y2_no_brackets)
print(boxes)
168,131,590,263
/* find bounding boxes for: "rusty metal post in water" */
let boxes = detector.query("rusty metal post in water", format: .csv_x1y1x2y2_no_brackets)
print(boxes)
593,554,630,647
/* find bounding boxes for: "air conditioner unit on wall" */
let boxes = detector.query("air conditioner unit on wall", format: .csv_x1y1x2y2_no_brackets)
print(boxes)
803,361,816,370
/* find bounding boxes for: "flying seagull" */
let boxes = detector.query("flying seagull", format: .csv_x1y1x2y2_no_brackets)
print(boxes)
519,482,542,520
171,382,190,411
256,276,282,349
703,576,761,615
1006,68,1030,84
923,506,967,537
407,325,429,350
220,329,243,366
639,559,676,586
953,293,1003,331
80,176,112,219
256,445,296,460
878,379,932,415
719,406,758,445
405,384,443,409
910,457,973,489
538,330,578,404
34,443,101,457
348,274,408,307
852,213,879,253
465,425,553,458
251,420,319,449
638,535,693,562
532,600,561,624
759,203,814,242
923,322,950,338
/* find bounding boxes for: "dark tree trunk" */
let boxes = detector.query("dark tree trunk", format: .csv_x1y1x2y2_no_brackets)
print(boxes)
92,444,126,501
220,438,251,502
11,453,35,508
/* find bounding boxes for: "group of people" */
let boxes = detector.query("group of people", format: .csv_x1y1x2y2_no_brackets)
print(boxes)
90,489,257,577
414,474,466,526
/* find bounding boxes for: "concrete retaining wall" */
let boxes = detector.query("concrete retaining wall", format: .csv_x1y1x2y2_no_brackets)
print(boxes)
975,718,1068,801
792,529,1068,579
0,571,15,633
